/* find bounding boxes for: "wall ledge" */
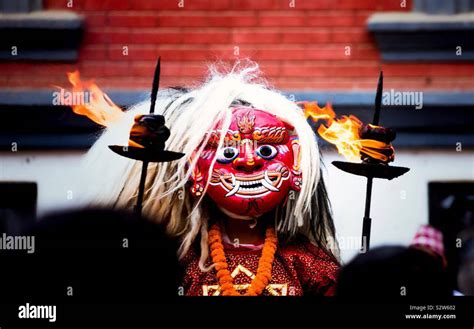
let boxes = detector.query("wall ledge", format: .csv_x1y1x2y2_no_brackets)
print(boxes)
0,10,83,62
368,12,474,62
0,89,472,150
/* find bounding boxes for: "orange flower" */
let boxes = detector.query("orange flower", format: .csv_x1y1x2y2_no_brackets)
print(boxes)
208,223,278,296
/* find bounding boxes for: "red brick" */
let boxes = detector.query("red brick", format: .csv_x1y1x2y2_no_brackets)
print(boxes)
121,30,231,44
281,31,330,44
233,31,281,44
209,14,258,27
129,62,155,76
259,13,306,27
130,31,182,44
82,0,107,10
429,78,474,90
83,31,109,44
129,0,182,10
258,63,280,77
79,62,106,77
331,30,372,43
108,46,215,61
108,13,158,28
327,65,380,77
44,0,72,10
107,31,132,44
0,64,28,75
155,13,257,27
7,77,72,88
383,78,428,89
184,0,232,10
106,0,131,10
249,0,333,10
254,47,307,60
82,0,130,10
102,62,131,77
280,64,320,77
428,64,474,77
382,64,431,77
45,64,78,76
130,0,231,10
95,77,150,89
184,31,231,44
130,62,207,77
156,15,206,27
382,64,474,79
84,30,132,45
281,64,380,77
354,13,371,26
85,14,107,28
79,46,107,60
100,76,197,89
306,13,355,27
0,63,75,76
336,0,379,10
232,0,283,10
350,47,380,60
295,0,335,10
378,1,412,11
274,78,360,90
108,46,142,60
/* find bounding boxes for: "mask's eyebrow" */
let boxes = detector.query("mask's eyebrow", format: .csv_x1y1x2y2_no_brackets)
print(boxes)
205,126,290,147
205,130,236,148
252,126,289,144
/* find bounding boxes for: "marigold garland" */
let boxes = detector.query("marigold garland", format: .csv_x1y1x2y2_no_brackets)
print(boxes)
208,223,278,296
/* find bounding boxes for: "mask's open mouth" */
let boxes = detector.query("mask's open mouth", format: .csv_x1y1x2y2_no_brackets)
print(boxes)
211,166,289,198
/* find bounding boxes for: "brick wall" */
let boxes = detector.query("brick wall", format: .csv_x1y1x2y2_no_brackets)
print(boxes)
2,0,474,91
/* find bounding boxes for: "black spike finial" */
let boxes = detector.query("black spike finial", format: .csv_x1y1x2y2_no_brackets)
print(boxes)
135,56,162,215
149,57,161,114
373,71,383,126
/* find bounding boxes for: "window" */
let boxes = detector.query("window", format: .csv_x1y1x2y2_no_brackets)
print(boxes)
413,0,474,14
368,0,474,62
0,0,42,13
0,0,83,61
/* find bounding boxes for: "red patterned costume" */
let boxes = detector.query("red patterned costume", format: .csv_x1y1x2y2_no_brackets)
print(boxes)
182,239,338,296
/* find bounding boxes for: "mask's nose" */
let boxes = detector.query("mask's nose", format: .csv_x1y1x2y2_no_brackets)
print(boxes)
232,141,264,172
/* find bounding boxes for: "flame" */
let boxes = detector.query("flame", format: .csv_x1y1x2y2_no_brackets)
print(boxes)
60,71,124,126
302,102,393,163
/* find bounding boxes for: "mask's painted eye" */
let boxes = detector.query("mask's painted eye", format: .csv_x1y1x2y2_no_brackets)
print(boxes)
256,145,277,160
216,147,239,164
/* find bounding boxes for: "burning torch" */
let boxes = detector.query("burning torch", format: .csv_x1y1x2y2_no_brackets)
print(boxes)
108,57,184,216
60,58,184,216
304,72,410,251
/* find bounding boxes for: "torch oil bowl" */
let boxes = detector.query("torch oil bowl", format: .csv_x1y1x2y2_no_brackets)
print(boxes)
109,145,185,162
332,161,410,180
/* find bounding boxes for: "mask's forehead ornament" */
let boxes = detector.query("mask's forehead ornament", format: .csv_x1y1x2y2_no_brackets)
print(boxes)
236,111,256,134
207,107,291,147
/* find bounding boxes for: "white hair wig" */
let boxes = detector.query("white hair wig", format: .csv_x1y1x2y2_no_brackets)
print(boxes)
79,61,339,270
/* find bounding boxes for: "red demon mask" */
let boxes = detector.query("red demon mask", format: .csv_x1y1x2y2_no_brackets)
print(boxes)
191,107,302,219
